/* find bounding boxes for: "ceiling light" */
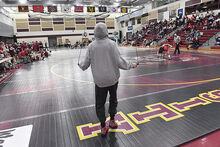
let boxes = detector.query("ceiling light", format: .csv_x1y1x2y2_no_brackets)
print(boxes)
46,0,53,5
91,2,99,6
113,2,120,7
19,0,27,4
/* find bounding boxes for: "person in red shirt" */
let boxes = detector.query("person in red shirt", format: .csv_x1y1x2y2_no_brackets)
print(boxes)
0,42,4,57
0,42,3,51
22,43,28,50
33,41,39,51
44,50,48,57
187,24,192,32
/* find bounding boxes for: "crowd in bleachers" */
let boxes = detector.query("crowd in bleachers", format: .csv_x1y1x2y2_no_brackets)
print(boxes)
122,10,220,50
0,41,50,77
179,11,220,49
123,14,186,47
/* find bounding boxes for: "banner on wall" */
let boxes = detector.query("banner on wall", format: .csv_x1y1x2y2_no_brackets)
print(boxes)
87,6,95,13
110,7,117,13
128,26,133,31
18,5,29,12
33,5,44,12
61,6,71,13
121,7,128,13
178,8,183,17
99,6,107,12
47,6,57,12
75,6,84,12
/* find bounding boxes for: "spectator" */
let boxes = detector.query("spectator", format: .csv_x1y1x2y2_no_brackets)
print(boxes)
39,41,43,50
45,42,48,50
167,35,172,43
185,35,192,50
216,35,220,46
33,41,39,51
192,37,200,50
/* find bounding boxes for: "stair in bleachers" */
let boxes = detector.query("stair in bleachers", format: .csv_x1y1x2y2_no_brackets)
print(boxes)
211,46,220,49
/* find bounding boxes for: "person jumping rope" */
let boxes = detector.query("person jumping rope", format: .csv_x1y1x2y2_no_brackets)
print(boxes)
78,23,138,137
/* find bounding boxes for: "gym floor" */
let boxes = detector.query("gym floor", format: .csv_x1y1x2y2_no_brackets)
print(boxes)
0,47,220,147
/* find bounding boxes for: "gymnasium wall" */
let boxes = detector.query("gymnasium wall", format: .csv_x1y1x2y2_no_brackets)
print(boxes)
0,11,14,37
11,12,120,45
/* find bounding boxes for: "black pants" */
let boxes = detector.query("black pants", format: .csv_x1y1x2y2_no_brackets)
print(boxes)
95,82,118,127
174,43,180,55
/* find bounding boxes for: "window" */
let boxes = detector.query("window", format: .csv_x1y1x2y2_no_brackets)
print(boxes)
152,0,180,8
121,22,125,28
169,10,177,18
132,19,135,25
125,21,128,27
137,18,141,24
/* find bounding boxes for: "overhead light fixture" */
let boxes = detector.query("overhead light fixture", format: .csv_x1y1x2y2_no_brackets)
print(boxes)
73,1,82,6
113,2,120,7
46,0,54,5
91,2,99,6
19,0,27,4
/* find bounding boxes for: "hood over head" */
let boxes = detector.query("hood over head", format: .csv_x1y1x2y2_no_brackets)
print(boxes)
94,23,108,39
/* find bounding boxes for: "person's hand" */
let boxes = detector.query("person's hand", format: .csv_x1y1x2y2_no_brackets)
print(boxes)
78,63,81,68
133,63,138,68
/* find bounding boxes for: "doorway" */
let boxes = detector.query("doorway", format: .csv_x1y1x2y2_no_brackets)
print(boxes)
48,37,57,48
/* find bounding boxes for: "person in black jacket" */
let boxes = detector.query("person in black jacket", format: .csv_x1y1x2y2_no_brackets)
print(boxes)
216,35,220,46
192,37,200,50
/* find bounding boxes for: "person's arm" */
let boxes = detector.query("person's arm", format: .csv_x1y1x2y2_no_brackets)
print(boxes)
114,43,137,70
78,47,91,71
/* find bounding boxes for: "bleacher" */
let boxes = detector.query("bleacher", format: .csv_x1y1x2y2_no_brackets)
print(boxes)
211,46,220,49
161,22,220,49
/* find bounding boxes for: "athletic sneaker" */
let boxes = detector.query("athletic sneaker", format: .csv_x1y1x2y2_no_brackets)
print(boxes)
109,120,118,129
101,126,109,137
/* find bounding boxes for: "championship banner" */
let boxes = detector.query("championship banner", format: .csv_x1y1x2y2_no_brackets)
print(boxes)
110,7,117,13
74,6,84,12
47,6,57,12
99,6,107,12
121,7,128,13
61,6,71,13
87,6,95,13
33,5,44,13
18,5,29,12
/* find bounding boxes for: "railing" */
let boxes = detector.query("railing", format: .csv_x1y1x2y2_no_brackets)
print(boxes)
157,25,184,46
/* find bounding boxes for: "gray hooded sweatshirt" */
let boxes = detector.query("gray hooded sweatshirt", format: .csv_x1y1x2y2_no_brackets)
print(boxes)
79,23,133,87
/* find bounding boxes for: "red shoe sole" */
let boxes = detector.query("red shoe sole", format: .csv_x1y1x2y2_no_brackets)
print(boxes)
109,125,118,129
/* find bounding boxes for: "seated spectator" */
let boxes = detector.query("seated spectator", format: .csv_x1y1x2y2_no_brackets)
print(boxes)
33,41,39,51
0,42,4,57
145,39,151,47
203,19,208,30
208,15,214,24
212,21,217,29
185,35,192,50
39,41,43,50
195,30,201,38
186,24,192,32
192,37,200,50
205,11,211,18
167,35,172,43
216,35,220,46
